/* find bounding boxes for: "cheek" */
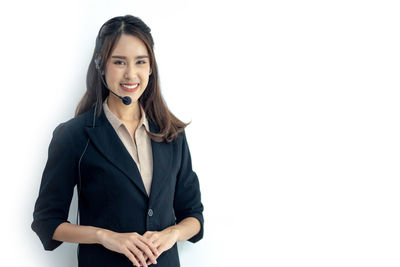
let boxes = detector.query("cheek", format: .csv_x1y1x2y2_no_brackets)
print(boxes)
139,71,150,83
105,69,123,87
108,67,122,80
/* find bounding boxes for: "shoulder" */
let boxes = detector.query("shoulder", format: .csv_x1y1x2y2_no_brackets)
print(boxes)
175,129,191,151
50,108,93,148
61,109,90,130
169,129,186,146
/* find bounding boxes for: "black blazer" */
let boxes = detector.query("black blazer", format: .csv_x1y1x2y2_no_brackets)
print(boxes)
31,104,204,267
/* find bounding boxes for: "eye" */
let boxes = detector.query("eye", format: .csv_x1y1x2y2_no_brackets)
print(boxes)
114,60,125,65
137,60,147,64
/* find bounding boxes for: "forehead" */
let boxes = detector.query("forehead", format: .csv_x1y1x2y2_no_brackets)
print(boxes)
111,34,148,57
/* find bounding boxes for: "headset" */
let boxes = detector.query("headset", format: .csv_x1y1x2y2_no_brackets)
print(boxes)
94,23,132,106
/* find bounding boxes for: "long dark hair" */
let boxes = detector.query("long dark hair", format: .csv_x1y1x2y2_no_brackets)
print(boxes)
75,15,189,143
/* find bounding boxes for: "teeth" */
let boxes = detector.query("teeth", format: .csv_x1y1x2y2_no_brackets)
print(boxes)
121,84,139,89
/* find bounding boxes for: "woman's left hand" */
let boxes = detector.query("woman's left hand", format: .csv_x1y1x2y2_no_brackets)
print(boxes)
143,228,180,258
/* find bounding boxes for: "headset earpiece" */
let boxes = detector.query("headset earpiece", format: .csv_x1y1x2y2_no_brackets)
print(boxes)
94,56,101,70
94,56,104,75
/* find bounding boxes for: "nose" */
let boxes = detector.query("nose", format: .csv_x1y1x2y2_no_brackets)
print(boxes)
124,63,139,80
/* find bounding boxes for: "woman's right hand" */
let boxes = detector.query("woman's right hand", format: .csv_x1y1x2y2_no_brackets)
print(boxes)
97,229,159,267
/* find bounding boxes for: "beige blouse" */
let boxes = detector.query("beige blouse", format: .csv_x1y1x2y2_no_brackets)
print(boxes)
103,97,153,196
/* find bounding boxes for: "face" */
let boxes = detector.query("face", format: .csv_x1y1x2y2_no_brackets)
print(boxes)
104,34,152,104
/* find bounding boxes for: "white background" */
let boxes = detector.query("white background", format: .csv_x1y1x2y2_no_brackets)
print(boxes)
1,0,399,266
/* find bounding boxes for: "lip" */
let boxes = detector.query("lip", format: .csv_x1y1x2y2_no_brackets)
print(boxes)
121,83,138,86
120,83,140,92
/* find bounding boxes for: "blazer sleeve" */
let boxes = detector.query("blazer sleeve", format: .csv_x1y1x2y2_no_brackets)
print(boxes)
31,122,77,251
173,130,204,243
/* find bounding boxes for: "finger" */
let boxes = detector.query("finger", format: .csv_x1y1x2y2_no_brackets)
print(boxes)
152,240,161,248
142,254,151,265
141,233,155,245
147,234,158,245
136,240,158,264
122,247,140,267
127,244,148,267
139,236,160,258
136,254,153,267
157,244,168,256
135,239,158,264
142,253,152,266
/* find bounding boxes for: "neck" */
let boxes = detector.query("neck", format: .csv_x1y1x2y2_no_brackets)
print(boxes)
107,94,141,122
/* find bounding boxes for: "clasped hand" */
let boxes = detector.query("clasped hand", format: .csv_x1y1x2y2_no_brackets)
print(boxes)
98,228,179,267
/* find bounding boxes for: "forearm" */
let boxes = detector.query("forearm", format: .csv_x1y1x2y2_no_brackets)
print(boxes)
53,217,200,245
167,217,201,242
52,222,104,244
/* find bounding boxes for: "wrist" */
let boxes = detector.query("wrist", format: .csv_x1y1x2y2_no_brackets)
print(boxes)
168,226,181,242
96,228,111,245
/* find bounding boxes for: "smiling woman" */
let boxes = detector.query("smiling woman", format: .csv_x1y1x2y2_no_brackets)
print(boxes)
31,15,204,267
105,35,150,100
76,15,188,143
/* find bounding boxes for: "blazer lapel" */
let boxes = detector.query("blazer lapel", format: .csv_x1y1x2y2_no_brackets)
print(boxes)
84,105,148,197
83,104,173,201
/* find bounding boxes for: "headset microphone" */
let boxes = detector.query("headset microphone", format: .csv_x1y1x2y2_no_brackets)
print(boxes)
94,57,132,105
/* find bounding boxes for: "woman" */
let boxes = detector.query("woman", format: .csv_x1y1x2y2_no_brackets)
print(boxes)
31,15,204,267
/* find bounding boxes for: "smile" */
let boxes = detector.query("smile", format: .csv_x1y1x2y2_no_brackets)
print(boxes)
120,83,139,92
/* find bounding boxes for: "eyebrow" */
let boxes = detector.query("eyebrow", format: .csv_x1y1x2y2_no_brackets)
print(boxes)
111,55,149,60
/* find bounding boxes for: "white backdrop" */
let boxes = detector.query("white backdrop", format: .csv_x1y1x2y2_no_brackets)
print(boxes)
1,0,399,266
